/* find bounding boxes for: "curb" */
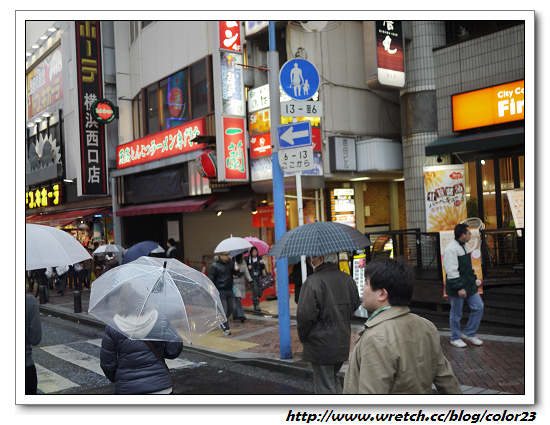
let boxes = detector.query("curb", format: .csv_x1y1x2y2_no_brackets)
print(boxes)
37,303,314,380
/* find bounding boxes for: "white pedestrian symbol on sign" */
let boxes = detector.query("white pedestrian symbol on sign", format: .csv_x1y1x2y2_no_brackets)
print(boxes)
290,63,305,97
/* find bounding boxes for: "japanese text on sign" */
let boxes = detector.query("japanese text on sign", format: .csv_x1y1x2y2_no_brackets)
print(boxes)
26,184,61,209
279,146,314,172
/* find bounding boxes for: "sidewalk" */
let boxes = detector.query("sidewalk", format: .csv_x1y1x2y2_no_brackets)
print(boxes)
35,286,525,395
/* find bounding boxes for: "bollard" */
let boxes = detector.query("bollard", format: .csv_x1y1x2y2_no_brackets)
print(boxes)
74,290,82,313
38,285,47,305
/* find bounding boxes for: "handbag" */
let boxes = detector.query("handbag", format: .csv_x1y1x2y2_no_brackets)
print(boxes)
258,273,275,290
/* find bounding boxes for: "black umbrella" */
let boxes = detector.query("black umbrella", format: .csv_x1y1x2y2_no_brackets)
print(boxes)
267,221,373,258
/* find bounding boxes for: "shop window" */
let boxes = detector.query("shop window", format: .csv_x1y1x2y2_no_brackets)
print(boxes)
146,84,159,134
444,20,522,45
465,161,479,219
519,155,524,189
500,157,515,228
190,60,208,119
165,69,190,128
159,77,169,130
481,159,497,229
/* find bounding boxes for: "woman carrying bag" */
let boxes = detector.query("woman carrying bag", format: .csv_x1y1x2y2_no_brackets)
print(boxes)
247,246,266,312
233,253,252,322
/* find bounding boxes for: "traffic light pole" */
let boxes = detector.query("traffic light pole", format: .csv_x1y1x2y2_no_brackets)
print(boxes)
268,21,291,359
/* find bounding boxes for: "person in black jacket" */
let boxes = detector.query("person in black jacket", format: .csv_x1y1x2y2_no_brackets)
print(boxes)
208,252,240,335
166,238,178,259
246,247,266,311
99,284,183,394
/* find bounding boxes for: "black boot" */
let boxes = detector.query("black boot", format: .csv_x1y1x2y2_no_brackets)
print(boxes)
253,301,261,312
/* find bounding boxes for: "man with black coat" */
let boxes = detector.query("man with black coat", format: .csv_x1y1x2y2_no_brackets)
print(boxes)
296,252,360,394
209,252,240,335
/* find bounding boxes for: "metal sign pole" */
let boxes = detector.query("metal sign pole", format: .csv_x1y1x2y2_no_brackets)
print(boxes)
268,21,291,359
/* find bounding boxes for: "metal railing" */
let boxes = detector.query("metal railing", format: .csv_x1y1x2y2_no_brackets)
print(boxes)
364,228,525,280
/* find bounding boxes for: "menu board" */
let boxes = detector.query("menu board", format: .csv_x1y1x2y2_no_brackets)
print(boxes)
330,188,355,228
506,189,524,228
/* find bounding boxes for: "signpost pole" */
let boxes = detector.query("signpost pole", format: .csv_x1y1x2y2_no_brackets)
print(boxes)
268,21,291,359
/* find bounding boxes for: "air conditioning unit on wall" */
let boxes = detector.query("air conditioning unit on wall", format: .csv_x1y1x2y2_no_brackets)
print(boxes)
356,138,403,171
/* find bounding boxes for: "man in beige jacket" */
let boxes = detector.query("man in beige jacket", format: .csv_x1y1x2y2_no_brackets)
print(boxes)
343,258,462,394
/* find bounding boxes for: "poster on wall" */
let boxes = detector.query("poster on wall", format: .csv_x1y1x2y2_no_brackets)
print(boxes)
423,164,467,232
27,45,63,119
506,189,525,229
220,51,245,116
75,20,107,196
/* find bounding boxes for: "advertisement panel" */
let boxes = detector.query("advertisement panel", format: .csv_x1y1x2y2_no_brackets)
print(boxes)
452,80,524,131
375,20,405,88
506,189,525,228
116,118,207,169
219,21,242,52
423,164,467,232
223,117,248,181
220,51,245,117
250,132,272,159
75,20,107,195
27,45,63,119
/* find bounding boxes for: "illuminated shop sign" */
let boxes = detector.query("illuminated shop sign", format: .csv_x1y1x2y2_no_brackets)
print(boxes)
26,184,62,209
75,20,107,195
219,21,242,52
220,51,245,116
452,80,525,131
91,99,116,124
223,117,248,181
116,118,206,169
27,45,63,119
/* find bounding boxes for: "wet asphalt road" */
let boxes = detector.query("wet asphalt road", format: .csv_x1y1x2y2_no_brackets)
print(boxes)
33,313,315,395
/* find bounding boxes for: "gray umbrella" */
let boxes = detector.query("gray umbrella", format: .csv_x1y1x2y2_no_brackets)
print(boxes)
267,221,373,258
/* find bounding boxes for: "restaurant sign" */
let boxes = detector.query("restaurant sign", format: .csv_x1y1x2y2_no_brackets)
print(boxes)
116,118,206,169
26,183,62,209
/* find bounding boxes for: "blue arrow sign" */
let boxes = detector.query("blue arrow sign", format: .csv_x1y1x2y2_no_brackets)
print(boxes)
277,121,312,150
279,58,320,101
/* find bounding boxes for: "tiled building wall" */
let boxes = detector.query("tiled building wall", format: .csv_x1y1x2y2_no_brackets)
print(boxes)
401,21,446,232
434,24,525,137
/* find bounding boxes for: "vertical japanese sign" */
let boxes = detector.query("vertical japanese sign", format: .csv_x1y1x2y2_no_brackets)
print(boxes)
423,164,467,232
212,21,249,182
223,117,248,180
375,20,405,88
75,21,107,195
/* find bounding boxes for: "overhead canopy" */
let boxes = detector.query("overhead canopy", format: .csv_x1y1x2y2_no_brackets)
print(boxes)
425,126,524,156
26,207,110,227
116,194,221,217
208,186,258,211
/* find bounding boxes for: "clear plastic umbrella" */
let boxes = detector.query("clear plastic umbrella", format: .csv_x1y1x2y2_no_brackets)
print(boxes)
26,223,91,270
93,244,126,255
88,256,227,343
214,235,253,258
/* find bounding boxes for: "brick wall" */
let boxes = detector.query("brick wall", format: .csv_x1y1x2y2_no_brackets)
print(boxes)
364,182,390,226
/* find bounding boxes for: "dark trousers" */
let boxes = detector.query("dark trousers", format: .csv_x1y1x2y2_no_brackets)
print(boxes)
219,292,235,330
58,273,68,295
250,278,263,304
26,365,38,395
311,362,344,394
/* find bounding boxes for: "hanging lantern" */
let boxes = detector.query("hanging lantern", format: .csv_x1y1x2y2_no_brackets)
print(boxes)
196,149,217,178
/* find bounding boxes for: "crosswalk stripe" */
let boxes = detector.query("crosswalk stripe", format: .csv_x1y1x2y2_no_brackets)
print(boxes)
41,344,105,375
35,363,80,394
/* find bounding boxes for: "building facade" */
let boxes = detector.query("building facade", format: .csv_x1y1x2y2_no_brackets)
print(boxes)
25,19,527,278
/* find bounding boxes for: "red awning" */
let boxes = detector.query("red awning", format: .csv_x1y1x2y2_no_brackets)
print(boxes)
116,195,221,217
26,207,110,226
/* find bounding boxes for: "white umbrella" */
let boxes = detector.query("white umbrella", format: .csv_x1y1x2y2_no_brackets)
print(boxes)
214,235,253,258
26,223,92,270
88,257,227,343
150,245,166,254
93,244,126,255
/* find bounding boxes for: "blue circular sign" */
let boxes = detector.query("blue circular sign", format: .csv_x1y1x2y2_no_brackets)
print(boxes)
279,58,320,101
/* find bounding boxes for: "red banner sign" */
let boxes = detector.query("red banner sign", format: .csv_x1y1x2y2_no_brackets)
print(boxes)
219,21,241,52
116,118,206,169
223,117,248,180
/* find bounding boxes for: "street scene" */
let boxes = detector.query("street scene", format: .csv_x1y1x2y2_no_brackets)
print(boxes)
22,15,532,418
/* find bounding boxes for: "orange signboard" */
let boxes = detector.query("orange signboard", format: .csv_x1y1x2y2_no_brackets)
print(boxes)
452,80,524,131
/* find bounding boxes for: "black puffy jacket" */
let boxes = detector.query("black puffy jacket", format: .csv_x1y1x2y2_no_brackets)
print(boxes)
100,326,183,394
208,259,239,294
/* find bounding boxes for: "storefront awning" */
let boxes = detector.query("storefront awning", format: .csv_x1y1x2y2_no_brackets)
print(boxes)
425,126,524,156
26,207,110,227
208,186,258,211
116,194,221,217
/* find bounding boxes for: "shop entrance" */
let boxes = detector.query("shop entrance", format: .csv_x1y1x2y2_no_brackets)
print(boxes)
462,150,524,229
